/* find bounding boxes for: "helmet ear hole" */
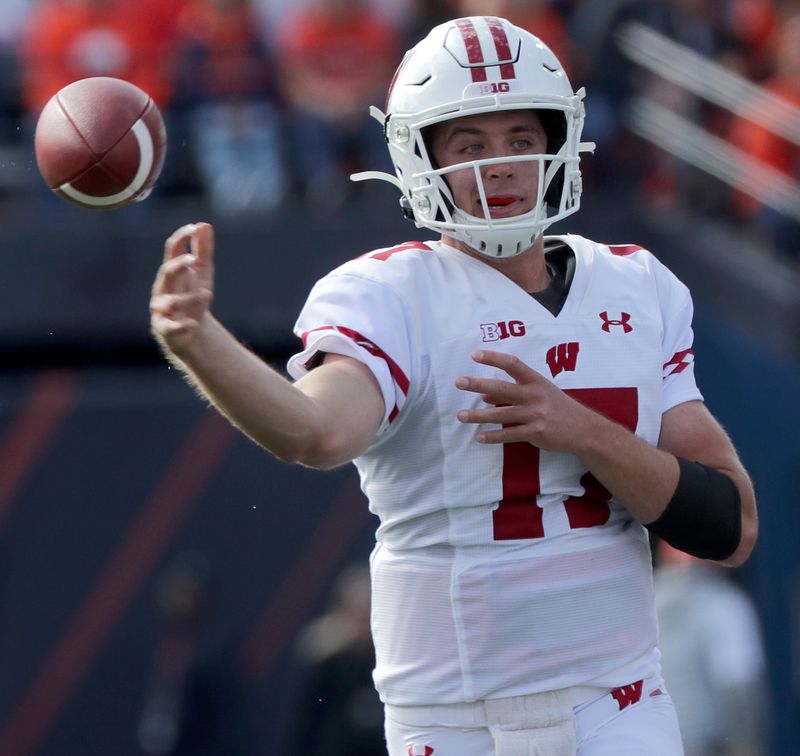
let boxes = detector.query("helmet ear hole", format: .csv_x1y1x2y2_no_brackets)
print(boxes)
544,162,565,208
537,109,567,207
419,123,453,221
420,124,438,168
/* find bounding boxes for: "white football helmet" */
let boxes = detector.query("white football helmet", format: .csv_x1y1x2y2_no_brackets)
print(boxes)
352,16,595,258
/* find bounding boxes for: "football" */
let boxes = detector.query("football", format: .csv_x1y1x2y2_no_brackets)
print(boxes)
34,77,167,210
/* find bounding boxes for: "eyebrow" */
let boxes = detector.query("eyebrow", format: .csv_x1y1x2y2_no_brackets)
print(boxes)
443,124,543,142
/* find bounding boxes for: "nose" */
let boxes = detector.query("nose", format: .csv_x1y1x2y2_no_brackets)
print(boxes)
484,157,514,180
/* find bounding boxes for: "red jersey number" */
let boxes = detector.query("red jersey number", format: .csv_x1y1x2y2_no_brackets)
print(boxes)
493,387,639,540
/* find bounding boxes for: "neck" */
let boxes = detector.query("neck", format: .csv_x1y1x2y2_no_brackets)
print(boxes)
442,234,550,292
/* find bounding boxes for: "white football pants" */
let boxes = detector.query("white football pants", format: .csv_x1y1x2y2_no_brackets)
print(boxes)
385,675,683,756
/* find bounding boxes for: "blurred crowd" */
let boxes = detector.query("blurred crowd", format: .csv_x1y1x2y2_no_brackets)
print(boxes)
0,0,798,261
654,541,769,756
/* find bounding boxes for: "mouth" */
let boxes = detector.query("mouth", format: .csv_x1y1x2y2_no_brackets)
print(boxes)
482,195,522,218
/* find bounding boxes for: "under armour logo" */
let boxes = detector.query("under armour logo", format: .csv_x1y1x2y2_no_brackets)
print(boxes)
599,311,633,333
611,680,644,710
408,746,435,756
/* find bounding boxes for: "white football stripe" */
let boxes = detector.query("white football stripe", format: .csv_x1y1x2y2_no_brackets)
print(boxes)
59,118,155,207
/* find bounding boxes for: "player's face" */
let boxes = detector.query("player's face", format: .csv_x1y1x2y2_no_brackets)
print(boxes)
428,110,548,219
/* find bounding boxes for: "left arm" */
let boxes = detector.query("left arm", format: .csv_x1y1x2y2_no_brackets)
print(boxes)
456,350,757,566
655,399,757,566
575,398,757,566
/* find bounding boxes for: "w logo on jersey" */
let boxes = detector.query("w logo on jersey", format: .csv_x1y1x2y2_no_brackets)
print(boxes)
611,680,644,711
546,342,579,377
408,746,435,756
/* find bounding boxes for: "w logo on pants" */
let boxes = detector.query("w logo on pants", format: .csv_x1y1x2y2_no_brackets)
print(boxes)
611,680,644,710
408,746,434,756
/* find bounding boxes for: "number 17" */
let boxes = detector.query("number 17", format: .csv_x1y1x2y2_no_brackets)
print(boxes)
493,387,639,540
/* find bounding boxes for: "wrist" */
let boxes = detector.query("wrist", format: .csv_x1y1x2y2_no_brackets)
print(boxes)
569,404,615,458
164,311,216,363
568,408,680,524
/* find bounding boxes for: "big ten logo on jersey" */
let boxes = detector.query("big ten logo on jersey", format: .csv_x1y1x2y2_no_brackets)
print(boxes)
480,320,525,342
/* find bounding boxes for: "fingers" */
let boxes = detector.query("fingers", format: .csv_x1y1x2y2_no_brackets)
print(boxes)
470,349,540,383
455,406,537,444
190,222,214,267
456,404,537,445
150,290,212,320
153,223,215,355
455,374,517,401
456,402,541,445
153,253,198,295
455,350,542,395
151,315,200,339
455,350,551,445
471,426,532,444
150,288,212,346
157,222,216,305
163,222,214,265
164,223,199,262
457,405,520,426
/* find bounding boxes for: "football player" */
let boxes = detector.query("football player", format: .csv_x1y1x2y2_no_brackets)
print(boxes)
150,16,758,756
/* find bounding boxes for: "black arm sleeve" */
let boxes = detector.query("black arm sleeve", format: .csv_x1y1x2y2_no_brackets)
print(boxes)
646,458,742,561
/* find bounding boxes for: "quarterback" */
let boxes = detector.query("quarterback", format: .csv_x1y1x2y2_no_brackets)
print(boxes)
150,16,758,756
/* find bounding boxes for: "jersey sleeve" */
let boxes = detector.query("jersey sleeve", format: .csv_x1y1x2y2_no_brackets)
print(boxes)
654,259,704,412
286,270,412,435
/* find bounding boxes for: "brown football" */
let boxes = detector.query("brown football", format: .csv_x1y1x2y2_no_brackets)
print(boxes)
34,77,167,210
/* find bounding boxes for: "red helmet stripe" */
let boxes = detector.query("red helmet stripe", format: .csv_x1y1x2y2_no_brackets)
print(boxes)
486,17,516,79
386,51,411,111
455,18,488,82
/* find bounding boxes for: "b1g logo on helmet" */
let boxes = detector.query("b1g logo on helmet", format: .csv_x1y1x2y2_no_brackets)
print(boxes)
480,81,510,94
465,80,518,99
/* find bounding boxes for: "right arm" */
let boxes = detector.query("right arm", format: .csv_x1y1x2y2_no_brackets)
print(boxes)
149,223,385,469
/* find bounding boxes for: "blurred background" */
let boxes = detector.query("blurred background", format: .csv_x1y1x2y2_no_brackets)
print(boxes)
0,0,798,754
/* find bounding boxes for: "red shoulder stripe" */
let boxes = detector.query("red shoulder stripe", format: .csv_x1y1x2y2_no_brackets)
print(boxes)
607,244,645,257
359,241,432,262
299,326,409,422
663,348,694,376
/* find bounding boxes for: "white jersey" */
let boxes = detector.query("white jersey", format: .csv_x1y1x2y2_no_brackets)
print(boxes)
287,234,703,706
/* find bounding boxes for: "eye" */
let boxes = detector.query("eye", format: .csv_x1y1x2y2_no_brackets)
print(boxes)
511,138,535,151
